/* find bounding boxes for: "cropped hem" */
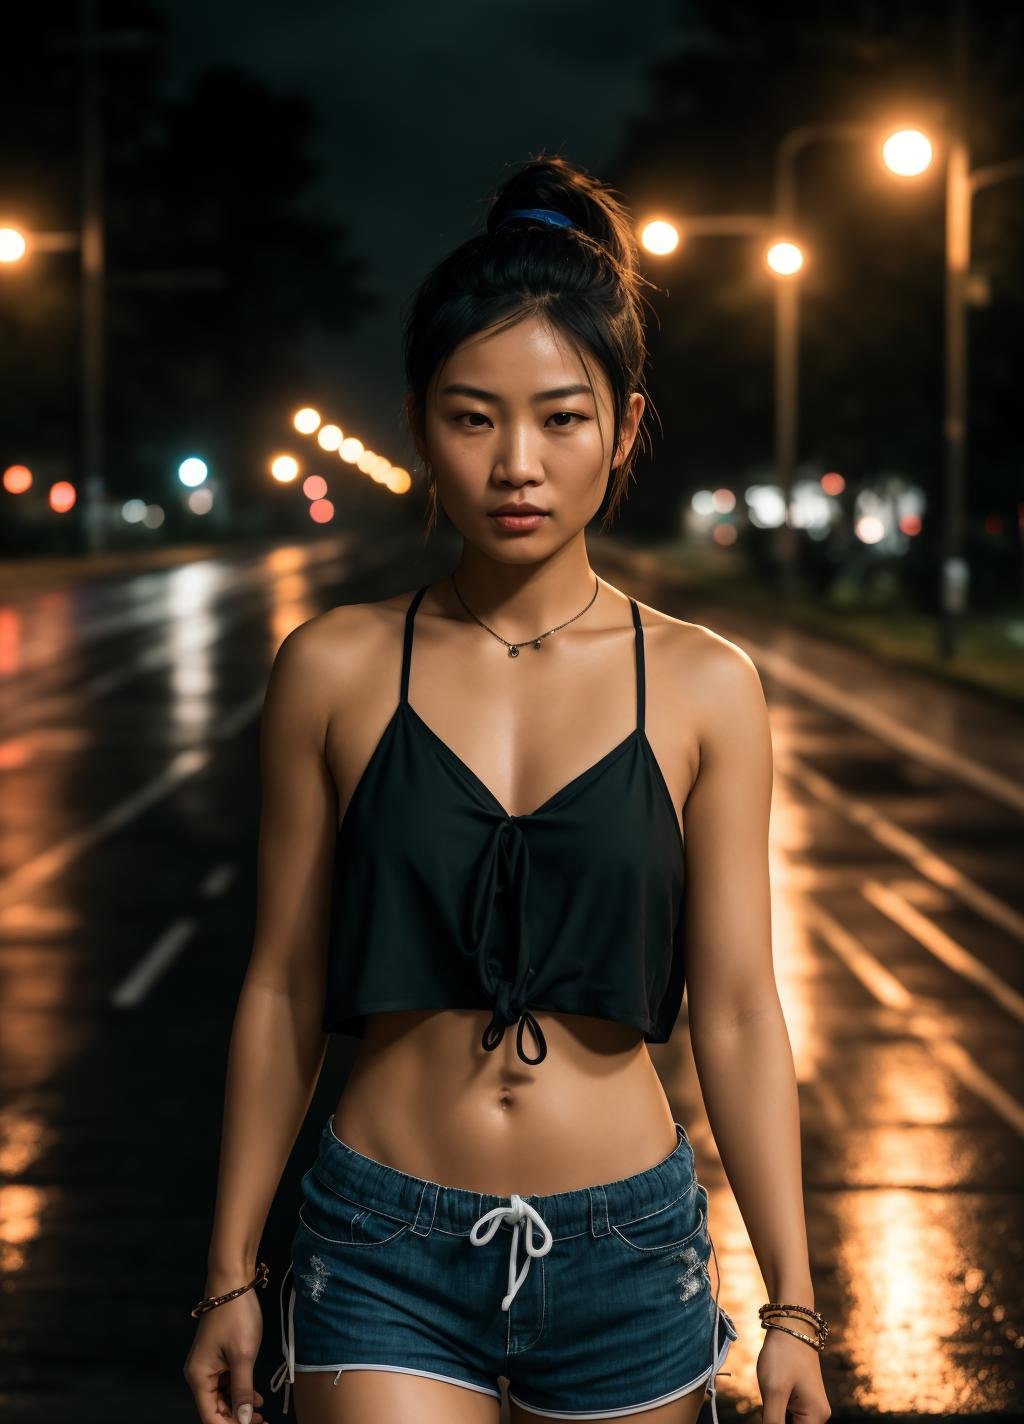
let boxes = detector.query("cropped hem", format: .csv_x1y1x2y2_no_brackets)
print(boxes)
294,1362,501,1399
323,998,664,1042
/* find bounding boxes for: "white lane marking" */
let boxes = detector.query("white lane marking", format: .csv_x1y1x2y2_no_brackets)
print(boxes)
0,748,208,910
777,751,1024,945
745,643,1024,816
200,862,236,898
804,898,1024,1137
862,878,1024,1026
110,917,196,1007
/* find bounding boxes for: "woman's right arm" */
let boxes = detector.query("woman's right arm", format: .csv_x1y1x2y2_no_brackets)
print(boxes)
184,616,341,1424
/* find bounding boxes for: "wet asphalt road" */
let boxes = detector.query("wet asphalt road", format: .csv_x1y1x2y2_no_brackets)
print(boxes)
0,531,1020,1423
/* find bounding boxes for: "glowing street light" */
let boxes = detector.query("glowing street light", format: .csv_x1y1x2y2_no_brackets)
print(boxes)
270,454,300,482
766,241,804,277
293,407,321,434
0,227,28,262
317,423,343,451
882,128,934,178
640,220,680,256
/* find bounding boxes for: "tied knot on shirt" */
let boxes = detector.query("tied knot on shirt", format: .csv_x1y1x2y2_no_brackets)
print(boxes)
470,818,547,1065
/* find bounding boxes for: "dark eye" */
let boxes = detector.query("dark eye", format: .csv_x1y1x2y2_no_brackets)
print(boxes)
548,412,586,427
454,412,491,427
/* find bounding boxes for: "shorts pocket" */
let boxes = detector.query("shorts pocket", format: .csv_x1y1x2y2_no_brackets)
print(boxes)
610,1180,709,1256
297,1168,411,1249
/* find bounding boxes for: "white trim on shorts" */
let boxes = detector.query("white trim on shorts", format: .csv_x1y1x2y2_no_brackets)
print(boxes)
293,1361,503,1400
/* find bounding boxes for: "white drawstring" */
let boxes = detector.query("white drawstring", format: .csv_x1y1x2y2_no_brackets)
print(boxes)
268,1260,296,1416
469,1194,554,1310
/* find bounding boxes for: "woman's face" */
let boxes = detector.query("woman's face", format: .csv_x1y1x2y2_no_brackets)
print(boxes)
418,313,643,560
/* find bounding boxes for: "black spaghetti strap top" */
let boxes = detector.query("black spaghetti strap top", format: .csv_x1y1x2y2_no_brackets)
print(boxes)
322,587,687,1065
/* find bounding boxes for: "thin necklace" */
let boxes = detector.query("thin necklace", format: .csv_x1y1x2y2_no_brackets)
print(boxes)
449,574,600,658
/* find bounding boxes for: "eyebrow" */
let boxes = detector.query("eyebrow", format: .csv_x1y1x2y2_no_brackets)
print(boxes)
438,382,594,403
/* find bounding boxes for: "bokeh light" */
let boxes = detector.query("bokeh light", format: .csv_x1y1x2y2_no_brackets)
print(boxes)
188,488,214,515
270,454,300,482
317,423,343,451
309,498,335,523
3,464,32,494
302,475,328,501
293,407,322,434
49,481,76,514
177,456,208,487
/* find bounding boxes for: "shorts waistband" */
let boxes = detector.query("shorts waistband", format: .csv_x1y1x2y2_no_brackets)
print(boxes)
314,1113,697,1241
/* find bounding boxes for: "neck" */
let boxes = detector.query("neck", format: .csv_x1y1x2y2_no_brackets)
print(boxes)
447,546,600,637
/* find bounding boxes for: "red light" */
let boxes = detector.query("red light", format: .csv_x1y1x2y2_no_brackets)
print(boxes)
309,497,334,524
49,481,77,513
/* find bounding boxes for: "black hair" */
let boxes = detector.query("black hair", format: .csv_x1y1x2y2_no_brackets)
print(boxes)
401,150,660,541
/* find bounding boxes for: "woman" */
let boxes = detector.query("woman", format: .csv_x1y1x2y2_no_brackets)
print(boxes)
184,154,832,1424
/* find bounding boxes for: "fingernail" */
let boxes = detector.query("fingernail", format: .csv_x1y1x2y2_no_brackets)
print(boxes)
237,1406,252,1424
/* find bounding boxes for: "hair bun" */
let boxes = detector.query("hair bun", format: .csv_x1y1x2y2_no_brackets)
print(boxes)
487,151,640,288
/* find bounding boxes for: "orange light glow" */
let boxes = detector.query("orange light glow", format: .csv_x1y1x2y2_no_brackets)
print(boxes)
3,464,32,494
49,481,76,513
767,241,804,276
639,220,680,256
302,475,328,501
821,471,846,496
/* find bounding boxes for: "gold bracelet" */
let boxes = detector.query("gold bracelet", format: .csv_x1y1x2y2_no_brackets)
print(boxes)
191,1261,270,1318
758,1300,829,1351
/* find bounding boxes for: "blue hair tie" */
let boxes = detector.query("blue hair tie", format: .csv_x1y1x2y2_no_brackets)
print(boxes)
497,207,575,230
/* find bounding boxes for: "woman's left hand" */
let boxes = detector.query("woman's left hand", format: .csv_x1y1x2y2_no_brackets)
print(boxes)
756,1326,832,1424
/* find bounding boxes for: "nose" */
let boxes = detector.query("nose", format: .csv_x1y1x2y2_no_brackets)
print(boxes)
493,424,544,486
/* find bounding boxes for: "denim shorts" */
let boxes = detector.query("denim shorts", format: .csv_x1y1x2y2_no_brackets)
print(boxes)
269,1113,738,1420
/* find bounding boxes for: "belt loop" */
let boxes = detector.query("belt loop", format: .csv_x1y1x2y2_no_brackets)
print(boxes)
587,1183,610,1238
411,1178,439,1237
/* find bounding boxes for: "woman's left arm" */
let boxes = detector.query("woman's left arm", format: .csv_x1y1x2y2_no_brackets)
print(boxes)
682,631,831,1424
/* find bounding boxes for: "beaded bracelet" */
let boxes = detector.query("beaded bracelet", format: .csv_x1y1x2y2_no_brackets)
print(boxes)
191,1261,270,1318
758,1300,829,1352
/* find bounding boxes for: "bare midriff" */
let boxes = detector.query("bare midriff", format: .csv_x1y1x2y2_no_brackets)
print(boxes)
330,1007,680,1197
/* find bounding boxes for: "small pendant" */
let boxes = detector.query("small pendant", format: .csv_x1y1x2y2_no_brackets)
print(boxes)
508,645,519,658
532,639,543,649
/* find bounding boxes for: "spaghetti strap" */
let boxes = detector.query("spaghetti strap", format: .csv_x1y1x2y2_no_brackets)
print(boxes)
628,597,645,732
400,585,430,705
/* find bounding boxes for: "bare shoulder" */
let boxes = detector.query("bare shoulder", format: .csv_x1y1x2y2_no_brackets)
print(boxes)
266,590,417,730
632,596,767,732
277,590,412,674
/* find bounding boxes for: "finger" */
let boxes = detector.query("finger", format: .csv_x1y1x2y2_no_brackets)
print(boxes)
229,1359,256,1424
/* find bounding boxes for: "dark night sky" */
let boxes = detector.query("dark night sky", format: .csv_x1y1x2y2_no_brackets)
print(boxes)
158,0,681,465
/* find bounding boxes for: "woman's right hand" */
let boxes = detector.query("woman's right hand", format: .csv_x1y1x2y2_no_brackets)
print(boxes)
183,1283,268,1424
